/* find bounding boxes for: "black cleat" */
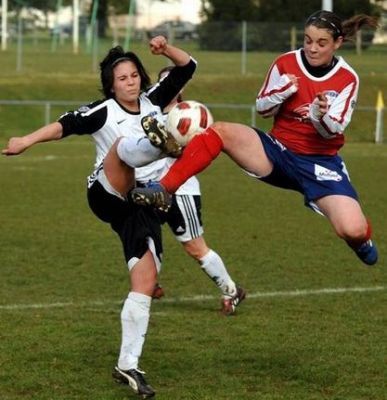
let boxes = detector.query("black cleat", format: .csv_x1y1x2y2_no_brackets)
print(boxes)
141,115,182,157
221,286,246,316
113,366,155,398
131,181,171,212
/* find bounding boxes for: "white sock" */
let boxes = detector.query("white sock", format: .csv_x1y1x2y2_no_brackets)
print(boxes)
118,292,152,370
117,136,163,168
199,249,237,297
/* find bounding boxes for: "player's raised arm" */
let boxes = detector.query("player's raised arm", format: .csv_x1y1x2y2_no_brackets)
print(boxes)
2,122,63,156
149,35,191,66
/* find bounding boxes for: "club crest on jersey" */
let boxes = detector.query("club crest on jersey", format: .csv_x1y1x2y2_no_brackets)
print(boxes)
314,164,342,182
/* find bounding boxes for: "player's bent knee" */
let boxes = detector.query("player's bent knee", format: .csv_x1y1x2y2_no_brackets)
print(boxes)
336,222,368,243
211,121,231,140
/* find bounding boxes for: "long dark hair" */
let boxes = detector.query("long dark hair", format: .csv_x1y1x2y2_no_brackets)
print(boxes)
99,46,151,99
305,10,379,41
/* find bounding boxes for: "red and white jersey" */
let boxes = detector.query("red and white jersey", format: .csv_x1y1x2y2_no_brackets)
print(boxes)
256,49,359,155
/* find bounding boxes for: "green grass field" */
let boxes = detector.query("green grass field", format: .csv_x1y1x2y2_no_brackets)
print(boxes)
0,41,386,399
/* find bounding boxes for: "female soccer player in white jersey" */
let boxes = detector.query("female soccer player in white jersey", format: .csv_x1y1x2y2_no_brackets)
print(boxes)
141,66,246,315
2,36,196,399
132,11,379,267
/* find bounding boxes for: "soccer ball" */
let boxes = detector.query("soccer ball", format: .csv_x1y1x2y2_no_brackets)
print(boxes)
166,100,214,146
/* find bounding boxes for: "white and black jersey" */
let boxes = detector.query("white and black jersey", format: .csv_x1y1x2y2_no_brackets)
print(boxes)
58,58,197,171
58,58,197,269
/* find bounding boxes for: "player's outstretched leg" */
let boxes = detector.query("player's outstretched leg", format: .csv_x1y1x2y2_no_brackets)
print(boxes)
141,116,182,157
113,366,155,399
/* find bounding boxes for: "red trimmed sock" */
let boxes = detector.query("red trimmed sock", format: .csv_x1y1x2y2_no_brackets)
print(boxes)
346,219,372,250
161,127,223,193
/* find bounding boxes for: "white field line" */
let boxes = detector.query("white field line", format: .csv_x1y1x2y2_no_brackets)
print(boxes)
0,286,385,311
0,154,91,163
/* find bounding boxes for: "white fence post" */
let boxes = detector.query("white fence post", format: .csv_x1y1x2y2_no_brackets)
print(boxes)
16,14,23,72
241,21,247,76
45,103,51,125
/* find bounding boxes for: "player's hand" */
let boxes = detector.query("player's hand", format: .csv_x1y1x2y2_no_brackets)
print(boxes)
315,92,328,116
287,74,300,89
149,36,168,55
309,92,329,120
2,137,29,156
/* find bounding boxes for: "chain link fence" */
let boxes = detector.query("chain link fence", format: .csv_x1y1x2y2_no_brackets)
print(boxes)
2,18,386,53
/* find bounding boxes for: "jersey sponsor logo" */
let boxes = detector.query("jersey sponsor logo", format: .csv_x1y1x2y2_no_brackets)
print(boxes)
314,164,342,182
117,118,126,125
292,90,339,123
292,103,310,122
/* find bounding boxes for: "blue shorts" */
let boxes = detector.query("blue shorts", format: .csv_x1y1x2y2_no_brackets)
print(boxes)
251,130,358,210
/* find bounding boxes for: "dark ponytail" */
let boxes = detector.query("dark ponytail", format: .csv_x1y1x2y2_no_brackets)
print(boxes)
305,10,379,41
342,14,379,41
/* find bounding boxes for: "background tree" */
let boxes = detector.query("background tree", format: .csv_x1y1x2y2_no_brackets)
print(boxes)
201,0,260,21
7,0,73,28
93,0,174,38
199,0,381,51
201,0,381,22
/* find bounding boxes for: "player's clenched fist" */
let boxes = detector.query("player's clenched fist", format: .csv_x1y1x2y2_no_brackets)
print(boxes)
149,35,168,55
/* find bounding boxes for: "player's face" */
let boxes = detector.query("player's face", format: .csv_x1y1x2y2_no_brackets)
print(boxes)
112,61,141,110
303,25,343,67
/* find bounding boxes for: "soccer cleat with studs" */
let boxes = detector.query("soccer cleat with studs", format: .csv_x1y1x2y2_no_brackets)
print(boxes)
141,115,183,157
131,181,171,212
112,366,155,399
355,239,378,266
221,286,246,316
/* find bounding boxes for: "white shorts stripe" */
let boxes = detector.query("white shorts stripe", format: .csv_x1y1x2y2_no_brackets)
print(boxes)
173,195,203,242
181,195,200,238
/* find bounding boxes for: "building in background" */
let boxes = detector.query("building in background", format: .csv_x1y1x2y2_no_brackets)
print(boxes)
109,0,202,35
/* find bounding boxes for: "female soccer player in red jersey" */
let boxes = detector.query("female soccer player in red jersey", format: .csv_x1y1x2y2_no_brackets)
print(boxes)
132,10,379,266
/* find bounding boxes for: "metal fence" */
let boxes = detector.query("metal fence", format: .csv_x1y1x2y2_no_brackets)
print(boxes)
3,19,386,52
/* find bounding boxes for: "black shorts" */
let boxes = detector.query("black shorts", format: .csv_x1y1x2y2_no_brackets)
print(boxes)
87,181,163,266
